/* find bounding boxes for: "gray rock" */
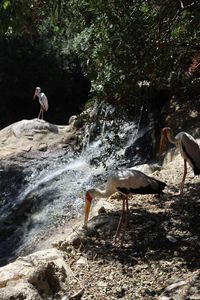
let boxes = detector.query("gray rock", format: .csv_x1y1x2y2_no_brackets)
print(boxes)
0,282,42,300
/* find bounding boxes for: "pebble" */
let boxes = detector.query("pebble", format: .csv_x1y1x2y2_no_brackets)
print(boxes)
97,280,107,287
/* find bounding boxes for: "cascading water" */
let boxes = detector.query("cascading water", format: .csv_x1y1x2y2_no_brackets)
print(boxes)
0,102,141,266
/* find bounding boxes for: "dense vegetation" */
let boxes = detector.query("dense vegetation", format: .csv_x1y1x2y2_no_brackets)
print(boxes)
0,0,200,127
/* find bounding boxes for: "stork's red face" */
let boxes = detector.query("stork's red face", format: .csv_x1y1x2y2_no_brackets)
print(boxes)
159,127,168,154
84,191,93,227
161,127,168,137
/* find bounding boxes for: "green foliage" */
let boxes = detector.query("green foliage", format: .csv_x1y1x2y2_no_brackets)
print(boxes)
0,0,10,9
0,0,200,109
61,0,200,104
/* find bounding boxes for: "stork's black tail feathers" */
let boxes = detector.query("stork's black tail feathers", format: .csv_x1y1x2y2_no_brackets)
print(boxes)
193,165,200,176
153,178,167,194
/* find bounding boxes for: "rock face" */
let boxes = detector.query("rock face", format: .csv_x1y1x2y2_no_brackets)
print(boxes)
0,117,84,298
0,117,77,202
0,118,76,158
0,282,43,300
0,248,72,299
0,118,81,267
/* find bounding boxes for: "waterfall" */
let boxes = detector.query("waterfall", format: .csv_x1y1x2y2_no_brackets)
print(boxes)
0,88,164,265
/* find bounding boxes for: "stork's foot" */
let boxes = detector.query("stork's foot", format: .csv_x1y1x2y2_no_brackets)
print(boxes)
171,191,184,197
112,234,125,248
113,219,128,247
113,199,129,247
113,226,124,247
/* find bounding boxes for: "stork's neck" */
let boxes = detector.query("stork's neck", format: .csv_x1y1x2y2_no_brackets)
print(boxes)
166,129,178,145
88,188,110,199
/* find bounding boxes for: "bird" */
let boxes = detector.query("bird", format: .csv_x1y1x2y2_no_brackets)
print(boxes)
160,127,200,196
84,168,166,246
33,87,49,120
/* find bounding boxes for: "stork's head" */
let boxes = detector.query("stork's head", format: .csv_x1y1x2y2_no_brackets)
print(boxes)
33,87,41,99
159,127,170,154
84,190,94,227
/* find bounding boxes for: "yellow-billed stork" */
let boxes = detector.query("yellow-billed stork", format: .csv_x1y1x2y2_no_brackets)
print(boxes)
84,168,166,245
33,87,49,120
160,127,200,196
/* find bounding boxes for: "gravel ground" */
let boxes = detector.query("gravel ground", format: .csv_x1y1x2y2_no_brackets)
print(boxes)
53,153,200,300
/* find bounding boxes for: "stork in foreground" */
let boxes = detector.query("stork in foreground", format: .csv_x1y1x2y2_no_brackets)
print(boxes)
84,168,166,246
33,87,49,120
160,127,200,196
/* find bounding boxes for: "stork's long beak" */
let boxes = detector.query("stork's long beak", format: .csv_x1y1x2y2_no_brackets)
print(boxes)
84,192,93,227
33,90,37,100
159,133,166,155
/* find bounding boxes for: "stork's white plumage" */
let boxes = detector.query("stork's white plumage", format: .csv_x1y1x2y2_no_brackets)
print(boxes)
160,127,200,196
84,168,166,245
33,87,49,120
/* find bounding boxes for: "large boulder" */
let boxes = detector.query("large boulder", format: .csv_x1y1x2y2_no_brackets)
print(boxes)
0,248,72,299
0,118,76,158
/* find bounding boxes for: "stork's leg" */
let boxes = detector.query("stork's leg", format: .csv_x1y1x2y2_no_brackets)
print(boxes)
113,196,129,246
38,107,42,119
113,197,125,244
179,159,187,195
174,159,187,196
120,197,129,247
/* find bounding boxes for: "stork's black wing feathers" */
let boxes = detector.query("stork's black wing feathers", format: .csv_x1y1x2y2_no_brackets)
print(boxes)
117,176,166,195
117,185,163,195
182,142,200,175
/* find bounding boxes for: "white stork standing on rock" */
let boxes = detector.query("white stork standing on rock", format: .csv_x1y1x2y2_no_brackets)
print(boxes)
33,87,49,120
84,168,166,246
160,127,200,196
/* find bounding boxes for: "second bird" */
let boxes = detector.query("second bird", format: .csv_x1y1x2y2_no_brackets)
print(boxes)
33,87,49,120
160,127,200,196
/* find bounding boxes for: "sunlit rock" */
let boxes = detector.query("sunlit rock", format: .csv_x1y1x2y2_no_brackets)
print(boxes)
0,248,72,299
0,282,42,300
0,118,75,158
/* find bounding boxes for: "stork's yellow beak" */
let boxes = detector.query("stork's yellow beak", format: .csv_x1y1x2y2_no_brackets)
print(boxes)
84,192,92,227
159,133,166,155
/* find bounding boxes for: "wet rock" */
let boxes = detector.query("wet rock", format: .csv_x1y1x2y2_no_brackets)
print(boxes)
124,129,155,165
0,161,27,202
0,118,79,266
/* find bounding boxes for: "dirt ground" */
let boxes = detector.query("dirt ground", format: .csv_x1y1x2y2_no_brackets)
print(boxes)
50,152,200,300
